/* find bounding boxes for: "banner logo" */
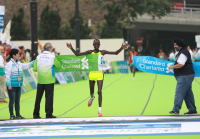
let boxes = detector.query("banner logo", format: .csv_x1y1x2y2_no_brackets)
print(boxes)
166,63,174,73
82,56,88,69
100,57,106,64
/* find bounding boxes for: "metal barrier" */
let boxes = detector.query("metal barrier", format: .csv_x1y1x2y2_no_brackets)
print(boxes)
170,6,200,18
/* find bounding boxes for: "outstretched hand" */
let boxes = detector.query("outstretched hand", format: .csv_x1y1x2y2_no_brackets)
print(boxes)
66,43,72,49
168,66,173,70
121,43,129,49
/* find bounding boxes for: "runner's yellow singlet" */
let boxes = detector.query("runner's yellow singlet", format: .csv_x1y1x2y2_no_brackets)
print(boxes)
88,51,104,81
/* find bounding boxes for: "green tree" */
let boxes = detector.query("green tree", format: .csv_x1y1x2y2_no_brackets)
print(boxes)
58,24,74,39
100,2,123,38
39,5,61,39
121,0,171,19
61,14,92,39
11,8,29,40
93,0,171,19
93,0,171,38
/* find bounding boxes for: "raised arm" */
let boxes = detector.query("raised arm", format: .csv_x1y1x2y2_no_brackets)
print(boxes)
101,43,127,55
66,43,92,56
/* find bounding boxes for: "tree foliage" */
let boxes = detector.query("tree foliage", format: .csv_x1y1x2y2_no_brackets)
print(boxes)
39,5,61,39
93,0,171,19
100,3,123,38
93,0,172,38
60,14,92,39
11,8,29,40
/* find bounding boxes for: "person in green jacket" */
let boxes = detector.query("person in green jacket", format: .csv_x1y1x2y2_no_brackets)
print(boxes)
33,43,61,119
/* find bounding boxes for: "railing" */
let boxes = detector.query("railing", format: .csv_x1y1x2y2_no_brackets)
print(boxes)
170,5,200,18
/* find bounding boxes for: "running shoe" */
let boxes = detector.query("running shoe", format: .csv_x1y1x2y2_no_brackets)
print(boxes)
0,100,8,103
98,112,103,117
88,96,95,107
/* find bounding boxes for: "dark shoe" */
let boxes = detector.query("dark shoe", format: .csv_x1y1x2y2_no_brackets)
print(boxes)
10,115,17,120
169,110,179,115
46,115,56,118
184,111,198,115
16,115,25,119
33,116,41,119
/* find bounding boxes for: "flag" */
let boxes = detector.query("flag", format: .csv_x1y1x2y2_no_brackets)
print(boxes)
38,39,44,50
1,20,11,43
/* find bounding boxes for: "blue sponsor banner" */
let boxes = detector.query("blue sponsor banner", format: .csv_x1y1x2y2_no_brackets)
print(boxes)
0,14,4,37
194,56,200,61
132,56,200,77
63,72,75,83
81,71,89,80
23,69,37,89
71,72,84,81
117,61,129,73
0,6,5,39
21,69,37,94
193,62,200,77
21,87,26,94
55,72,67,84
111,61,129,73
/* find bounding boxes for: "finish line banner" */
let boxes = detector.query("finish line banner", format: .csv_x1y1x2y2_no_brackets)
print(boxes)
131,56,200,77
56,54,111,72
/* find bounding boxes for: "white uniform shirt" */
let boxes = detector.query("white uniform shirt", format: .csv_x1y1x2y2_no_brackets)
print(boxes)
177,53,187,65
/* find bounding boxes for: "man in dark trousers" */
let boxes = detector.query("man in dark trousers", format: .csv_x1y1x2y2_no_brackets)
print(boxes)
168,38,197,115
33,43,61,118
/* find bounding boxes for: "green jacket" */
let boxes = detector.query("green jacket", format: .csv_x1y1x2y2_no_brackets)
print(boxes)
33,51,61,84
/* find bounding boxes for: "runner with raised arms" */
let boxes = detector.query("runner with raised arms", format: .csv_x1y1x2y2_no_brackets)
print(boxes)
66,39,127,117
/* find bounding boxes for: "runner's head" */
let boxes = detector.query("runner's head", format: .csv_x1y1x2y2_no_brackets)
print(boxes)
93,39,100,51
131,46,135,51
160,49,163,53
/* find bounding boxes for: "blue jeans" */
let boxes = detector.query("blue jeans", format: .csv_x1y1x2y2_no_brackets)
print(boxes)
173,74,196,112
8,87,21,117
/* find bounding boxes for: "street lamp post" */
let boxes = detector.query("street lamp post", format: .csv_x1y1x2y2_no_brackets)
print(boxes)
75,0,80,53
30,0,38,60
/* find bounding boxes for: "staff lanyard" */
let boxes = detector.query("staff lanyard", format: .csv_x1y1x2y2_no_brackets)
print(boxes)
11,59,20,82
